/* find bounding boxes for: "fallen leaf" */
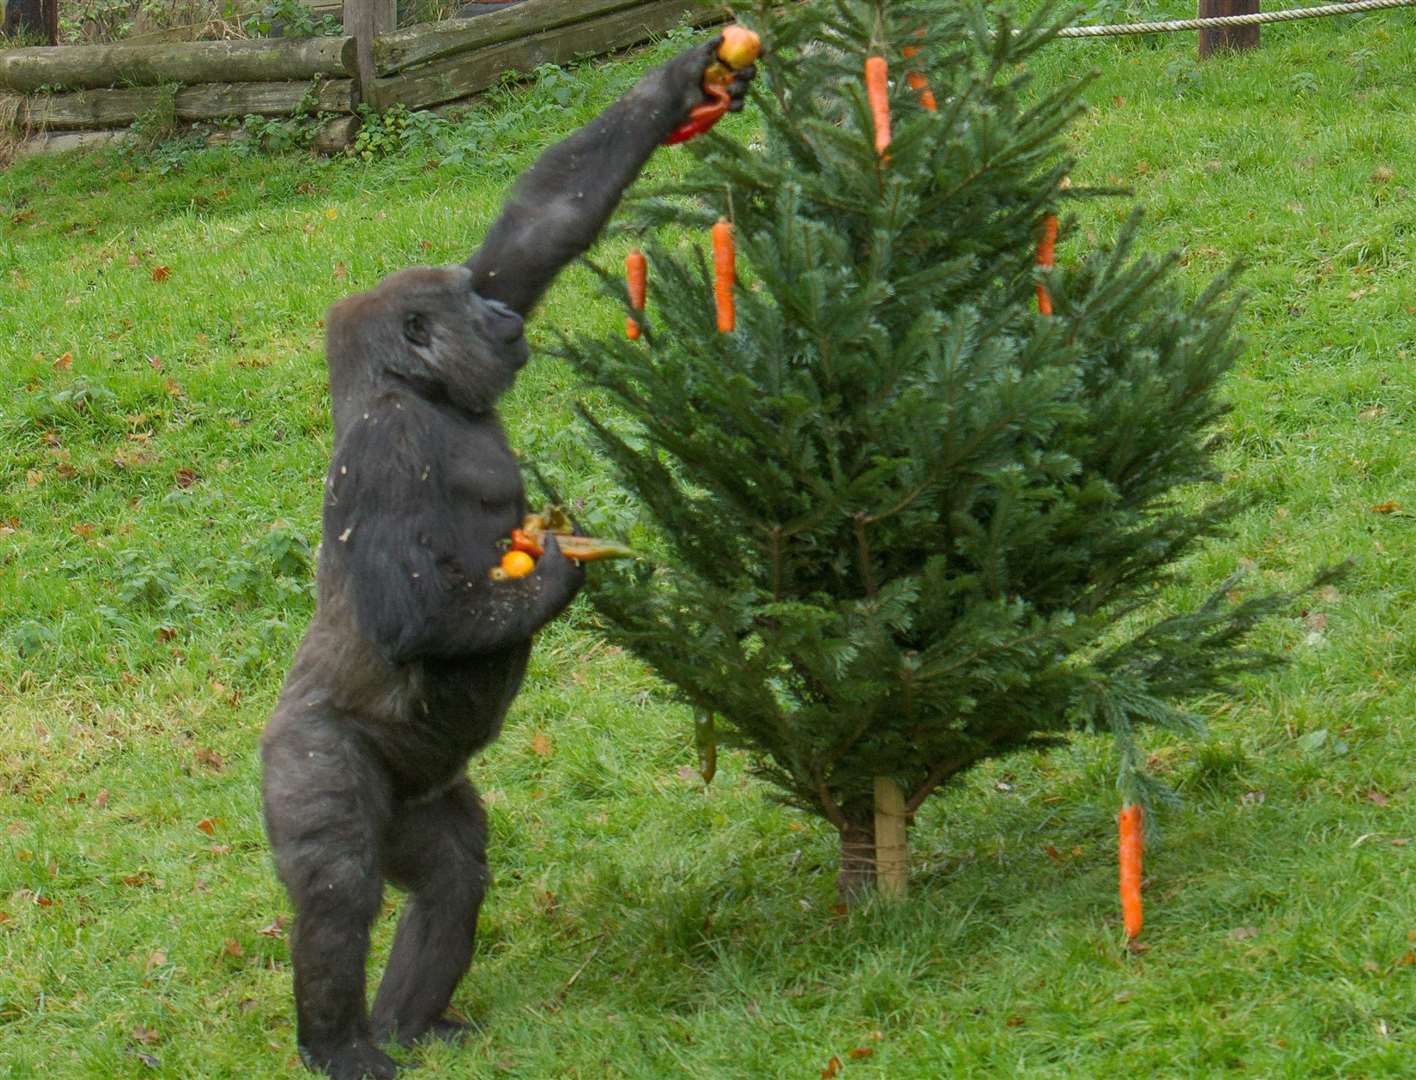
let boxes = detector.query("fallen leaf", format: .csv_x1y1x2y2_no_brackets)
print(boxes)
72,523,96,538
53,352,73,370
155,627,177,643
150,266,171,283
131,1026,160,1046
196,817,218,835
1367,790,1391,806
529,733,551,757
136,1051,161,1069
145,950,167,972
1364,959,1381,973
333,261,348,282
193,748,225,772
1392,838,1410,847
1005,1015,1025,1027
1043,844,1065,866
847,1047,874,1060
222,938,244,958
821,1056,842,1079
1370,501,1400,514
94,789,110,809
257,917,287,939
174,468,198,489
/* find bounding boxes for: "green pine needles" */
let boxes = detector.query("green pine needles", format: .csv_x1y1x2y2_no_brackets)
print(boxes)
552,0,1326,899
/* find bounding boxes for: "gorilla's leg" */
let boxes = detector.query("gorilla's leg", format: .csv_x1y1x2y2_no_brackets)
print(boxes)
262,712,397,1080
371,778,489,1046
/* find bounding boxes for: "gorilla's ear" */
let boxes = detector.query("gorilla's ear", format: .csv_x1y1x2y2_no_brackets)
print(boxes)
402,312,431,347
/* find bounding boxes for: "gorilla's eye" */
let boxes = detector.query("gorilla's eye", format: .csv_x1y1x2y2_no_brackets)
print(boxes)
402,313,431,347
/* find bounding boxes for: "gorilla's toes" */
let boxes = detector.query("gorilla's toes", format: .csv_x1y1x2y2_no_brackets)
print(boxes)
301,1038,399,1080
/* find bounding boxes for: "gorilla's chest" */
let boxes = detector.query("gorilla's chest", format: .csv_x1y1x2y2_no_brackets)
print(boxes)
441,421,527,549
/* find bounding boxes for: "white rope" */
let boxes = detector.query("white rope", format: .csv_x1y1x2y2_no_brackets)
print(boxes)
1055,0,1416,39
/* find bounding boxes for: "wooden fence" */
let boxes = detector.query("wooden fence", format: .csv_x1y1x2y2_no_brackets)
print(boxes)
0,0,720,159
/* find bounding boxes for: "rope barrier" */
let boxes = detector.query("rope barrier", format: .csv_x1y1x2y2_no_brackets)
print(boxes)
1055,0,1416,39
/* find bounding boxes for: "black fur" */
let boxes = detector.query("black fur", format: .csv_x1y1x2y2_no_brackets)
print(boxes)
259,40,753,1080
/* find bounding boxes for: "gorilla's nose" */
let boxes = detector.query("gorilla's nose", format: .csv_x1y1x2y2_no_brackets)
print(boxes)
483,299,524,343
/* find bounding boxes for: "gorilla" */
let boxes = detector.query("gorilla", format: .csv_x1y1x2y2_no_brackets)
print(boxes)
259,39,754,1080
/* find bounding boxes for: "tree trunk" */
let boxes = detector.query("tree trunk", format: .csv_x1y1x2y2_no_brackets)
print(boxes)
873,777,908,900
835,812,876,902
3,0,57,45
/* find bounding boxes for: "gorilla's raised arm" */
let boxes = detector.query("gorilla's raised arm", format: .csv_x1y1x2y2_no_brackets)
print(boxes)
465,37,754,315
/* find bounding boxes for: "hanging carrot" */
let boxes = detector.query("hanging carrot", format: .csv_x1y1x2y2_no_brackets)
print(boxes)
901,44,937,112
625,247,646,340
1118,802,1144,940
864,55,891,156
711,218,735,333
1035,212,1058,316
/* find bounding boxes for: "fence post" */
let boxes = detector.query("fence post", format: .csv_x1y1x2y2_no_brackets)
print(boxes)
1198,0,1260,57
346,0,396,110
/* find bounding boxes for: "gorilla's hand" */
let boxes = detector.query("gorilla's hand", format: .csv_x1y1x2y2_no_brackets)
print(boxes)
657,35,757,122
535,531,585,611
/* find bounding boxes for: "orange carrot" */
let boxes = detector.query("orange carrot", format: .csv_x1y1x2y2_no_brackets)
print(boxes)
711,218,735,333
864,55,891,156
901,43,937,111
1118,802,1144,939
1035,212,1058,316
906,71,937,112
625,247,646,340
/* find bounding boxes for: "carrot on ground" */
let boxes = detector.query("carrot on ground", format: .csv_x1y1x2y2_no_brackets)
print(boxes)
625,248,646,340
1118,802,1144,939
711,218,735,333
1036,212,1058,316
864,55,891,156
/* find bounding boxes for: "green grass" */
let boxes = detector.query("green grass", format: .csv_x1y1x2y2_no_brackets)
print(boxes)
3,10,1416,1077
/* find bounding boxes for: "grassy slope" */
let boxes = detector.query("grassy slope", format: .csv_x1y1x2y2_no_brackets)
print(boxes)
1,10,1414,1078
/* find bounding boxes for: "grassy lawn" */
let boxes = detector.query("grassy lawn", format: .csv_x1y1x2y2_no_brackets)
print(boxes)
2,7,1415,1077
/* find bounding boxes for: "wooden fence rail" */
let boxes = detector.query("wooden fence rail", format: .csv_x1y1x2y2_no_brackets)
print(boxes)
0,36,354,92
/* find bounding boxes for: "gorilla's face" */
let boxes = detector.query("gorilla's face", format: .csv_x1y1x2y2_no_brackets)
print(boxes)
328,264,529,417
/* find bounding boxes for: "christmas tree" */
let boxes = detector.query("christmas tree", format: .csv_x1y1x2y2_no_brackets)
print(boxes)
553,0,1318,900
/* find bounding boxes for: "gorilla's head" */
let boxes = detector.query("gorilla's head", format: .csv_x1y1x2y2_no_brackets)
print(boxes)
325,264,528,429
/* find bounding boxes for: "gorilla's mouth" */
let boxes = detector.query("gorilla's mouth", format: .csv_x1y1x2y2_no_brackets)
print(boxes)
480,297,525,344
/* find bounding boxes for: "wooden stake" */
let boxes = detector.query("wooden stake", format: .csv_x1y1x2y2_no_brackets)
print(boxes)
1198,0,1259,58
873,777,908,900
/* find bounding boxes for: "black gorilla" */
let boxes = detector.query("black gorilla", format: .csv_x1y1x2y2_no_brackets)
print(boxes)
260,40,753,1080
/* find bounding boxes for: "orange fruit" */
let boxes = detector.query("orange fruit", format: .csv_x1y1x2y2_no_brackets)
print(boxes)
500,550,536,578
718,25,761,69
